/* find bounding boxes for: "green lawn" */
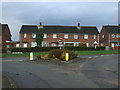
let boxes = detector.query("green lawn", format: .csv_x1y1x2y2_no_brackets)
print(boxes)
2,50,120,58
2,52,48,58
76,50,120,55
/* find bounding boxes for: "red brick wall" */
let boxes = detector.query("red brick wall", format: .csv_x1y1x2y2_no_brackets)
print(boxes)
20,33,99,47
99,27,109,46
2,26,11,48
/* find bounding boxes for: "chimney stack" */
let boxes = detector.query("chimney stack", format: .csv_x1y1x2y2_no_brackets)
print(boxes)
77,23,81,29
40,22,42,26
37,22,43,29
78,23,80,27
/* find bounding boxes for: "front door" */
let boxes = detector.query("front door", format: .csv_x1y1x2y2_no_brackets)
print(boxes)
111,43,114,47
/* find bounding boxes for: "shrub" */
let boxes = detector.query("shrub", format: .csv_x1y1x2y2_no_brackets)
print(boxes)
47,49,78,61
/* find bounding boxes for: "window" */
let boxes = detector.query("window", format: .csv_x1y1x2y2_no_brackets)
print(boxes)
51,43,56,47
93,35,96,39
53,34,57,38
116,34,120,38
42,41,49,47
111,34,115,38
31,42,37,47
23,42,27,47
43,34,47,38
64,34,68,39
24,33,27,38
74,34,78,39
101,43,103,46
84,34,88,39
102,35,105,38
32,33,36,38
6,45,10,48
86,43,89,47
16,44,20,48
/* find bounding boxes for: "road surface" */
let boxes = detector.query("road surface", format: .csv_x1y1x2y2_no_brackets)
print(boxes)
2,54,119,88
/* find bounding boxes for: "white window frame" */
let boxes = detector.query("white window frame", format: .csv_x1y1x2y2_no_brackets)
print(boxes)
43,34,47,38
102,35,105,38
93,35,96,39
64,34,68,39
6,45,10,48
86,43,89,47
51,43,56,47
74,34,78,39
32,33,36,38
116,34,120,38
111,34,115,38
24,33,27,38
84,34,88,39
23,42,27,48
53,34,57,38
31,42,37,47
16,44,20,48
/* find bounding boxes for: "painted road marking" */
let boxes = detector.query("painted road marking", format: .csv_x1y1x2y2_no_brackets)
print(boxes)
94,56,99,58
88,57,92,58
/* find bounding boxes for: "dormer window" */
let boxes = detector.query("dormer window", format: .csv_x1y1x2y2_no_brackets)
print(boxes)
32,33,36,38
24,33,27,38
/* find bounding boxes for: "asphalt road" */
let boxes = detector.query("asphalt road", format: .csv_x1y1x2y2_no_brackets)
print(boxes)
2,54,119,88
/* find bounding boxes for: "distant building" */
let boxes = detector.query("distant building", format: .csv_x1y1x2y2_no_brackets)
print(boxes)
19,23,99,48
99,25,120,50
2,24,20,49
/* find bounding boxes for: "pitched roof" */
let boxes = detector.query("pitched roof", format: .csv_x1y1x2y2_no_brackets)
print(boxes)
20,25,99,35
103,25,119,34
2,24,9,33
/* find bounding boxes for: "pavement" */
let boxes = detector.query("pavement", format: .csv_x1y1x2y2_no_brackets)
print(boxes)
2,54,119,88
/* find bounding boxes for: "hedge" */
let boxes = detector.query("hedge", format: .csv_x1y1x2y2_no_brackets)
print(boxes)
7,46,106,53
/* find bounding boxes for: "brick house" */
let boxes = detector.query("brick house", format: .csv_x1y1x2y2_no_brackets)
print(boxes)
2,24,12,48
2,24,20,49
99,25,120,49
20,23,99,48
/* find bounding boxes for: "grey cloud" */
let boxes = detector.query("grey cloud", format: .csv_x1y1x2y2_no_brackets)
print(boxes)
2,2,118,41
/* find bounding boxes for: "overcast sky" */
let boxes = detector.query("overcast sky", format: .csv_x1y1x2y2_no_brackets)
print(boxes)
2,2,118,41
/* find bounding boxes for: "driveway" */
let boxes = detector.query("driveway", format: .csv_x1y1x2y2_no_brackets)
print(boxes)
2,54,119,88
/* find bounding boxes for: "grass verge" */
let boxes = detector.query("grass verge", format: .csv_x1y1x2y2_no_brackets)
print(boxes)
2,75,16,88
2,50,120,58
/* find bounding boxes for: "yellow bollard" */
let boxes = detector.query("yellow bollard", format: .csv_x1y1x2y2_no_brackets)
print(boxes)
30,52,33,60
65,53,69,62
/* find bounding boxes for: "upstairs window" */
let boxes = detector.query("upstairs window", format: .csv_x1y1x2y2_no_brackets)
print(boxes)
32,33,36,38
93,35,96,39
53,34,57,38
116,34,120,38
111,34,115,38
74,34,78,39
43,34,47,38
64,34,68,39
84,34,88,39
24,33,27,38
102,35,105,38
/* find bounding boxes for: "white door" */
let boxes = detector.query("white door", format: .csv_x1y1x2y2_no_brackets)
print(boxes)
23,43,27,48
111,43,114,47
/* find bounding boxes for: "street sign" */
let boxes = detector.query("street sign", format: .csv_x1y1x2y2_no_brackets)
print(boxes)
58,40,63,44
